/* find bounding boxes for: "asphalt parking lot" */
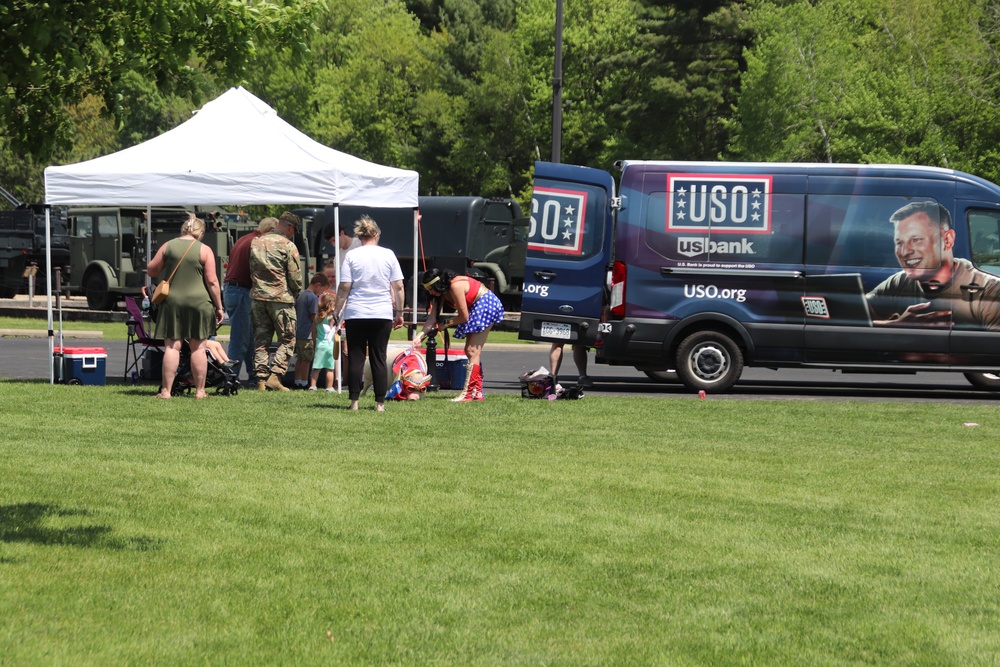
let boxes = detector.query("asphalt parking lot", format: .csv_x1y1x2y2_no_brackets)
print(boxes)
3,296,999,403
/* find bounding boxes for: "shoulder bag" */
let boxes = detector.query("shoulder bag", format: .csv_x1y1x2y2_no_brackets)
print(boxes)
152,240,198,305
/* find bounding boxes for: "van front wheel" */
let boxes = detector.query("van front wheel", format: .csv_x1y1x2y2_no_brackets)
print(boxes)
676,331,744,393
964,372,1000,390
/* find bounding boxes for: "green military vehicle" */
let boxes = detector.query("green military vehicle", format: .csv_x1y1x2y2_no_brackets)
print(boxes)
296,196,528,310
67,207,252,309
0,185,70,297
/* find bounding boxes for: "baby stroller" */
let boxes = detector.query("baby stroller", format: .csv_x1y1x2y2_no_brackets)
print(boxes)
170,342,241,396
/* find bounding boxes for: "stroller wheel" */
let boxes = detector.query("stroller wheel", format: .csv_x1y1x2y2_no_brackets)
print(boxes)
216,381,238,396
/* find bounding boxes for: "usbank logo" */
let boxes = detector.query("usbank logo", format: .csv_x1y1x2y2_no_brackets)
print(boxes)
678,237,756,258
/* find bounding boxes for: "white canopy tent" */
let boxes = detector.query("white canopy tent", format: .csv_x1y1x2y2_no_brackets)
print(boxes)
43,86,421,384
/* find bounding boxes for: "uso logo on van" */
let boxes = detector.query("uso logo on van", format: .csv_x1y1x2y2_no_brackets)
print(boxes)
666,174,772,234
529,186,587,255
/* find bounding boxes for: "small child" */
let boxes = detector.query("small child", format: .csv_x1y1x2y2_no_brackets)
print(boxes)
309,292,339,392
293,273,330,388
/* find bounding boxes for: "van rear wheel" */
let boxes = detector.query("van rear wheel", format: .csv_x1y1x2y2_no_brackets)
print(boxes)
675,330,744,393
964,372,1000,390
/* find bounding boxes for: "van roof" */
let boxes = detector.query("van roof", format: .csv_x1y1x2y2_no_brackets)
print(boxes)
619,160,956,178
619,160,1000,196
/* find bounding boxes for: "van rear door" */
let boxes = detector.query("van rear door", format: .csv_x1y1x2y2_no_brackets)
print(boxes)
519,161,615,345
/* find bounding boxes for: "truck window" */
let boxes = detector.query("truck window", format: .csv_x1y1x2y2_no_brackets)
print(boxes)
97,215,118,238
73,214,95,238
528,182,606,259
45,212,68,237
121,214,143,256
806,195,937,268
970,209,1000,276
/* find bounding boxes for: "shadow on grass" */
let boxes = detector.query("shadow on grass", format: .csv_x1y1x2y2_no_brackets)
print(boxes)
0,503,162,552
0,377,139,388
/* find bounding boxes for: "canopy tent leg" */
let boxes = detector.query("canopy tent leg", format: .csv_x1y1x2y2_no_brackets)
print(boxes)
46,208,54,384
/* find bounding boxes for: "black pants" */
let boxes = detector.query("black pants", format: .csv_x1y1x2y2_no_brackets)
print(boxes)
345,318,393,401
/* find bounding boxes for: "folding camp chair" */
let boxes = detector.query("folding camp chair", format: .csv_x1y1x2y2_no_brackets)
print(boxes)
124,295,165,381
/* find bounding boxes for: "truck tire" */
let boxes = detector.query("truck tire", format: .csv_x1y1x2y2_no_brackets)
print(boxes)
675,330,744,393
0,267,21,297
84,272,113,310
964,372,1000,391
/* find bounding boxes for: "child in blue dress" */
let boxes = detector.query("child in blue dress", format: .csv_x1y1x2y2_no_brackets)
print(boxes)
309,293,338,392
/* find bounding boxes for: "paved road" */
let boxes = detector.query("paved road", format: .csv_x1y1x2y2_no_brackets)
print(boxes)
2,334,998,404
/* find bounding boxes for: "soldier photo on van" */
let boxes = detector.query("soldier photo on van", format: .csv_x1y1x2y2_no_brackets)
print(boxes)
865,201,1000,330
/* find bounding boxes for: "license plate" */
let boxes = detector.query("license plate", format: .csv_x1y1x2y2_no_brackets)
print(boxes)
541,322,571,340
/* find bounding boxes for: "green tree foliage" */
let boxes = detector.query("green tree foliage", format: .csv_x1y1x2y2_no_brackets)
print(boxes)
0,95,121,204
732,0,1000,182
607,0,751,161
14,0,1000,209
401,0,536,196
532,0,643,169
0,0,320,161
405,0,519,77
306,2,460,188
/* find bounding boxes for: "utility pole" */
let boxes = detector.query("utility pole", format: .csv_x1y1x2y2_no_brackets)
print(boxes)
551,0,564,163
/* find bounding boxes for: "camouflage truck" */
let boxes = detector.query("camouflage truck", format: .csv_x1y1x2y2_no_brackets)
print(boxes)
67,207,251,309
295,196,528,310
0,185,70,297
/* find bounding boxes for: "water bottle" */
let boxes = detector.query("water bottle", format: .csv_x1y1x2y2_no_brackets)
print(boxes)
141,294,150,317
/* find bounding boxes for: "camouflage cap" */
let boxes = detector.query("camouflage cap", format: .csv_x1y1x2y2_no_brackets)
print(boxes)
278,211,301,230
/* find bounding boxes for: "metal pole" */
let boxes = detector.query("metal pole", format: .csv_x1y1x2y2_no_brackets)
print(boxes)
334,205,342,394
551,0,564,163
27,263,35,307
146,206,152,292
412,208,419,328
45,208,54,384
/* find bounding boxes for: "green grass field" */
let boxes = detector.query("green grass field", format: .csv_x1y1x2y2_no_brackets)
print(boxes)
2,383,999,665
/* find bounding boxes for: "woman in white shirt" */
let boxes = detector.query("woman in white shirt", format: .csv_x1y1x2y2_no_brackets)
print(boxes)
334,215,405,411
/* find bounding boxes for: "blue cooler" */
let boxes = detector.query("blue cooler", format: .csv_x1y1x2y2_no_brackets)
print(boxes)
435,349,468,389
56,346,108,386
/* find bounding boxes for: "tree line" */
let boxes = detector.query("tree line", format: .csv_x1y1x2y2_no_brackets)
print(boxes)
2,0,999,208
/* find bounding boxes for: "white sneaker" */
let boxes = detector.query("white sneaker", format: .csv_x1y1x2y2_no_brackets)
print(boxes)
325,388,336,392
307,386,317,391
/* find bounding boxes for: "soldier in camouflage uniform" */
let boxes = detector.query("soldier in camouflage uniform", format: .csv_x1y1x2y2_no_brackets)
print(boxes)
250,211,303,391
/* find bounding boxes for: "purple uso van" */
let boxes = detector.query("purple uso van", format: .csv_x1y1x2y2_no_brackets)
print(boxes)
519,160,1000,392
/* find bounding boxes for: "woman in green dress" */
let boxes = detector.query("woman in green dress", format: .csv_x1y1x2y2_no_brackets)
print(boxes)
147,213,225,399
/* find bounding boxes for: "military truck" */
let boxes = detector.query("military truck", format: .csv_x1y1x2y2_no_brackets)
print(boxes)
67,207,250,309
0,185,70,297
295,196,528,310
